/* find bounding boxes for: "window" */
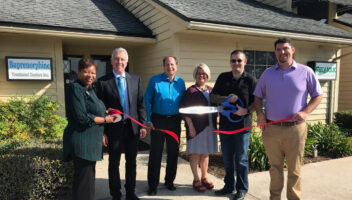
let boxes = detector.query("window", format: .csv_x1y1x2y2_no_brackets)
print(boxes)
244,50,276,79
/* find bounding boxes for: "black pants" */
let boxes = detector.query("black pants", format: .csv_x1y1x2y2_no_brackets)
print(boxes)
73,156,96,200
107,120,139,198
147,114,181,190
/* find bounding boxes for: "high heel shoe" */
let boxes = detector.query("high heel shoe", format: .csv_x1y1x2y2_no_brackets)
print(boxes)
201,177,214,189
192,180,207,192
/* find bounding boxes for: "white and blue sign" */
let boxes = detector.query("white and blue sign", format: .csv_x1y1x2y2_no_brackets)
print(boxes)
6,57,52,81
307,61,337,81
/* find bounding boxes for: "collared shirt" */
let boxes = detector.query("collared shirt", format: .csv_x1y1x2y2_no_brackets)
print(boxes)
253,60,323,121
211,71,257,131
144,73,186,122
112,70,130,117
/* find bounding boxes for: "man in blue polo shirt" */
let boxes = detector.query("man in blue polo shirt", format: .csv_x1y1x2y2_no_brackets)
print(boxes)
145,56,186,195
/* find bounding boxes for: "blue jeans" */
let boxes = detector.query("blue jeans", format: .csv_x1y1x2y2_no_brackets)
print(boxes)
219,131,250,193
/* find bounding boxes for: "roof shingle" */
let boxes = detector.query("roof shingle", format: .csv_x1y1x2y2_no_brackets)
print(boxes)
335,13,352,27
0,0,153,37
155,0,352,39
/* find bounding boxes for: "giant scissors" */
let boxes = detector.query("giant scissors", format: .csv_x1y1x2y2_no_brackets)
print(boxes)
179,96,244,123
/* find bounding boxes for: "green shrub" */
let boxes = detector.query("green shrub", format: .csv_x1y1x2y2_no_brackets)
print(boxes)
0,139,73,200
249,128,270,171
27,96,67,139
0,97,30,140
334,110,352,136
0,95,67,140
307,122,352,158
0,139,29,154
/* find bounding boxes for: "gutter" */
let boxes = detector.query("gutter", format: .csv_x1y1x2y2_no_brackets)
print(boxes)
0,26,155,44
187,21,352,45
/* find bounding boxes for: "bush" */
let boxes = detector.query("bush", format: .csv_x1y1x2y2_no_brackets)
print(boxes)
334,110,352,136
0,98,30,140
28,96,67,139
248,128,270,171
0,95,67,140
0,139,29,154
307,122,352,158
0,139,73,200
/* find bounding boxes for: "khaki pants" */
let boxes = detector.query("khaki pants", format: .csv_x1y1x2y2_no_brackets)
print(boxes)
262,123,307,200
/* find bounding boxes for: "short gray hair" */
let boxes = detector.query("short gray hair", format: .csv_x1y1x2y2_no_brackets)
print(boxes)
193,63,211,80
111,47,129,61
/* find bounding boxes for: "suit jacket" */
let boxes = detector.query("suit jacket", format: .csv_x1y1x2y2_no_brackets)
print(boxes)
94,72,146,137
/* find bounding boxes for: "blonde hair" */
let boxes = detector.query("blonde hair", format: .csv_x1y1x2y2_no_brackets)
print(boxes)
193,63,211,80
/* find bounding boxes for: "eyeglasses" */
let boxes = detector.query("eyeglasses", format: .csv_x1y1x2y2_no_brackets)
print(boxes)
231,59,243,63
196,72,207,76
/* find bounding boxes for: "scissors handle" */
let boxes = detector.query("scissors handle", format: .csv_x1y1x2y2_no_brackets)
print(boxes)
220,96,244,123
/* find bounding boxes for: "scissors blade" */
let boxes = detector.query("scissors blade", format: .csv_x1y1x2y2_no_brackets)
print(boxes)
179,106,221,114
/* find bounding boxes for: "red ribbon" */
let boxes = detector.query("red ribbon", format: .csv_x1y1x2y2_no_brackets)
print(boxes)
110,109,180,144
110,109,294,145
213,116,294,135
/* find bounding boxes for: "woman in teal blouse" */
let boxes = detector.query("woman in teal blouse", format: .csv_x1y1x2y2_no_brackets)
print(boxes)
63,58,116,200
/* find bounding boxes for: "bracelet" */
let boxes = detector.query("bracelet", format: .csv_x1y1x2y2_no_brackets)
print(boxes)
104,117,107,124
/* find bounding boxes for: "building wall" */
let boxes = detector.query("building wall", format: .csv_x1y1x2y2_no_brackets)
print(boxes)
0,33,64,111
338,46,352,111
330,22,352,111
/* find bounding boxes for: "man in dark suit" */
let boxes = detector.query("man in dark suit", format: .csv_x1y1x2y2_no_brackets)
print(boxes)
94,48,147,200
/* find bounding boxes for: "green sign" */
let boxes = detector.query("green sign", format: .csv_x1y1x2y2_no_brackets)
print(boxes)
314,62,337,80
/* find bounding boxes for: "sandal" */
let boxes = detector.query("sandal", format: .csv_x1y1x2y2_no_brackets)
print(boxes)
193,180,207,192
201,177,214,189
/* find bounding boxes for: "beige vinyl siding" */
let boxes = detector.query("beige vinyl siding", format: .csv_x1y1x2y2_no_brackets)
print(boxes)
117,0,185,42
330,22,352,111
132,37,176,87
339,46,352,111
0,34,64,108
177,31,240,88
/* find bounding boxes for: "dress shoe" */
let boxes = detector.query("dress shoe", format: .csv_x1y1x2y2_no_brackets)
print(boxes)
164,183,176,191
233,192,246,200
126,193,140,200
214,187,233,196
147,188,157,195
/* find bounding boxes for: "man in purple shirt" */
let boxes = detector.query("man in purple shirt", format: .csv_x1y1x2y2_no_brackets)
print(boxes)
253,37,323,200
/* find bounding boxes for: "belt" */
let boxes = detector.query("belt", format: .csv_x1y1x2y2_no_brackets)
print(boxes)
266,119,304,126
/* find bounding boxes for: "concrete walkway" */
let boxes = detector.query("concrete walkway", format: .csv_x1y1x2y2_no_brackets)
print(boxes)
96,152,352,200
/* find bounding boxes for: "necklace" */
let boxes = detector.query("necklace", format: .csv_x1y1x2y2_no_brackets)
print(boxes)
196,84,208,92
